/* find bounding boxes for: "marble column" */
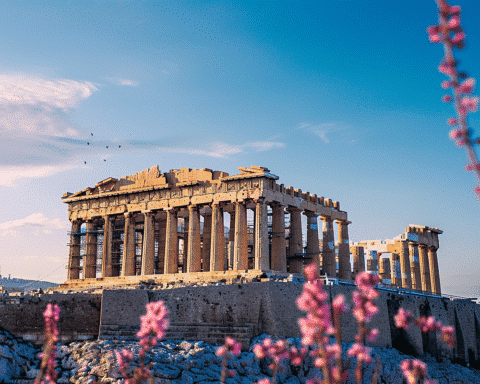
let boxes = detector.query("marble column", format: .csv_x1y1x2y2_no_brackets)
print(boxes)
121,213,136,276
84,220,97,279
305,212,320,274
428,247,441,295
336,220,351,280
288,207,303,274
321,216,336,277
157,219,166,274
390,253,401,286
141,211,155,276
228,211,235,270
379,257,390,282
182,217,189,273
255,201,269,270
271,203,287,272
409,242,421,291
418,244,431,292
164,209,178,274
187,206,202,273
352,246,365,275
234,201,248,270
201,213,212,272
399,241,412,289
68,220,82,280
210,203,225,271
101,216,113,278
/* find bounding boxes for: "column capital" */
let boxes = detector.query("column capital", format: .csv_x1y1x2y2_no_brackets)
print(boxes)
418,243,428,250
320,215,333,221
334,219,351,225
303,210,318,218
428,246,438,251
286,205,301,212
124,212,132,219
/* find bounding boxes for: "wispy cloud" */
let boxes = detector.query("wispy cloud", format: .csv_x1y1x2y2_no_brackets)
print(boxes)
0,212,69,236
105,77,139,86
297,121,355,144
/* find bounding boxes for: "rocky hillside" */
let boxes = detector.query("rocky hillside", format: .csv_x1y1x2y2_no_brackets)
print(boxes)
1,329,480,384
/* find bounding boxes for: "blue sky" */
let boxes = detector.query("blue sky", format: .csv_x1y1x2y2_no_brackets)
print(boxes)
0,1,479,296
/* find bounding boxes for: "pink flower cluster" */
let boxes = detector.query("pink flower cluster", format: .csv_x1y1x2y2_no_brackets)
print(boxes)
400,359,430,384
297,264,335,346
394,308,456,348
428,0,480,199
115,300,169,384
216,336,242,358
35,304,61,384
351,272,380,324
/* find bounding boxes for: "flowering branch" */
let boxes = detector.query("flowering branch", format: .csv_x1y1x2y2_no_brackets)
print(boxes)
216,337,241,384
35,304,60,384
428,0,480,200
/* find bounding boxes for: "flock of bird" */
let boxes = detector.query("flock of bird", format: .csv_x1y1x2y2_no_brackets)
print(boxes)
83,132,122,165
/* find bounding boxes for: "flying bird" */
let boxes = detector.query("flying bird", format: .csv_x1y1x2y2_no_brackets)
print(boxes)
91,133,93,136
119,145,121,148
104,159,106,162
84,161,87,164
106,146,109,148
87,142,90,145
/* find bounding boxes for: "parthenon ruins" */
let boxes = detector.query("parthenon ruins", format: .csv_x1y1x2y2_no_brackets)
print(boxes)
351,225,443,295
61,165,442,295
61,165,352,289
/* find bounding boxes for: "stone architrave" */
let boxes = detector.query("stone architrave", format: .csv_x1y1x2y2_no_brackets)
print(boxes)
234,202,248,270
201,213,212,272
336,220,351,280
321,216,336,277
164,209,178,274
399,241,412,289
305,212,320,274
418,244,431,292
428,247,441,295
271,203,287,272
187,206,202,273
121,213,136,276
84,220,97,279
68,220,82,280
288,207,303,274
409,242,421,290
210,203,225,272
101,216,113,278
141,211,155,275
255,201,269,270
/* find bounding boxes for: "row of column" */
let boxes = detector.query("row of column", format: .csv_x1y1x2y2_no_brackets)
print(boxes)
67,200,351,280
377,242,441,295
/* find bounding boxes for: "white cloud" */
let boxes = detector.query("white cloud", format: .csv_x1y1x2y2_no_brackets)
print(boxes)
106,77,139,86
0,212,69,236
0,74,97,111
248,141,285,152
0,163,82,187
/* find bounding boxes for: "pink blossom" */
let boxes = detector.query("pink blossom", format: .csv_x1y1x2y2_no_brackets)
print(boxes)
217,337,242,357
442,95,452,102
256,379,271,384
137,301,169,340
400,359,428,384
447,117,458,126
450,5,461,15
35,304,61,384
447,16,460,29
461,96,479,112
456,138,467,146
465,163,480,171
440,325,456,347
458,78,475,94
304,263,318,282
438,63,455,76
366,328,379,343
394,308,413,329
449,128,466,139
452,32,465,45
332,294,347,314
441,80,452,89
347,342,372,364
289,346,308,365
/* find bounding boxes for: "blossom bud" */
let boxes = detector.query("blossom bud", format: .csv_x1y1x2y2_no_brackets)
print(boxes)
447,118,457,126
442,95,452,103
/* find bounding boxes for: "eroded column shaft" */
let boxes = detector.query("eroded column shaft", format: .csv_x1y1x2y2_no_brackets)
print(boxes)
68,220,82,280
428,247,441,295
322,216,336,277
121,214,136,276
336,220,351,280
390,253,401,286
201,214,212,272
234,202,248,270
409,242,421,290
210,204,225,271
418,244,431,292
288,207,303,274
187,206,202,273
255,201,269,270
141,212,155,275
101,216,113,278
271,204,287,272
305,212,320,274
399,242,412,289
84,220,97,279
164,209,178,274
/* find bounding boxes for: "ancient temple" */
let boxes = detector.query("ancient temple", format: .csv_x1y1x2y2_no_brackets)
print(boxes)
351,225,443,295
61,165,351,289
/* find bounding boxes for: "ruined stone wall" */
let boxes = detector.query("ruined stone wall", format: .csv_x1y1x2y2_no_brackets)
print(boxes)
0,293,101,344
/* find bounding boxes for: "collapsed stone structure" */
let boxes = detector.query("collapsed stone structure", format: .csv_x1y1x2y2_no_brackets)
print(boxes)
351,225,442,295
61,165,351,289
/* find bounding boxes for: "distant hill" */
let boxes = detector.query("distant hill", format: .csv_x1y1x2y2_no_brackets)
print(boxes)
0,276,58,292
